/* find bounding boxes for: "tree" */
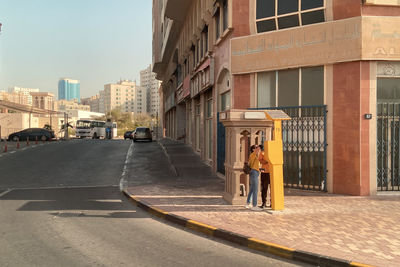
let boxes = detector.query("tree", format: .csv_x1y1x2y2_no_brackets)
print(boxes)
95,108,154,136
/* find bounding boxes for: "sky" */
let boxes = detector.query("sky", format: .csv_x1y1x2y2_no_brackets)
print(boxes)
0,0,152,98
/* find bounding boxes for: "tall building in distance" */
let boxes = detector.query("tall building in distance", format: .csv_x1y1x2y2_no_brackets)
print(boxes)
140,64,161,116
103,80,145,115
58,78,80,102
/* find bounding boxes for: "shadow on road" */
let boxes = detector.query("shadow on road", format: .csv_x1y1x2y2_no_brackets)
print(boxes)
0,186,147,214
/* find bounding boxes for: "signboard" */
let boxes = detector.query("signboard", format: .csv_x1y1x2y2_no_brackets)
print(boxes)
244,112,265,119
231,16,400,74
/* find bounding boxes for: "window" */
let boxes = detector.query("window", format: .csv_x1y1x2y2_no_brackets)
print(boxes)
278,69,299,106
220,91,231,111
377,78,400,102
257,72,276,107
215,7,220,39
195,99,201,151
223,0,228,31
257,66,324,108
201,25,208,60
301,66,324,105
197,39,200,64
256,0,325,33
205,92,213,160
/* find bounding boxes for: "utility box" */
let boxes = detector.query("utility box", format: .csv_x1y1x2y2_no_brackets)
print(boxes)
263,110,291,210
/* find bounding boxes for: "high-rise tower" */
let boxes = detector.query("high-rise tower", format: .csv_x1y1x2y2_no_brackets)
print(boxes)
58,78,80,102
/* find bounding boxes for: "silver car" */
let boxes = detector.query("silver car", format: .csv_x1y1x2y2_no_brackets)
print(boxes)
133,127,152,142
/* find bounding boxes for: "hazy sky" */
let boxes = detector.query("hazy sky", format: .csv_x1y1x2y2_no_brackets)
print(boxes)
0,0,152,98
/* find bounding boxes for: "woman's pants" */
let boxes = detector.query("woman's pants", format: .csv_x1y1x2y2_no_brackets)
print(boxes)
246,169,259,207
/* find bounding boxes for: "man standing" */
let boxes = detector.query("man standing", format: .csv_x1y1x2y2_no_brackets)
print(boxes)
259,145,271,208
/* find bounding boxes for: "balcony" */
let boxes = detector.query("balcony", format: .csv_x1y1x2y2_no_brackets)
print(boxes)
165,0,192,22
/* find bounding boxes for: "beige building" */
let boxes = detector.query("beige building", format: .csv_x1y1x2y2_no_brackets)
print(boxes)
8,86,39,105
30,92,55,110
55,99,90,112
103,80,145,114
0,90,29,105
140,64,161,116
81,95,100,113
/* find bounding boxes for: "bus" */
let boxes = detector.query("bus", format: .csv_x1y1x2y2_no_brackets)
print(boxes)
76,119,106,139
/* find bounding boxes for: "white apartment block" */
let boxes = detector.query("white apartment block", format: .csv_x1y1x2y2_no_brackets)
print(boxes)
140,64,161,116
8,86,39,105
103,80,145,115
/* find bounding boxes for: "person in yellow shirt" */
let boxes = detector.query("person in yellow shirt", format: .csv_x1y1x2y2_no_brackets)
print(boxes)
245,145,263,211
258,144,271,208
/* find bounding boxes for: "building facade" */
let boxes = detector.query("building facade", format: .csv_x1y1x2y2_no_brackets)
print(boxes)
8,86,39,105
30,92,54,110
55,99,90,112
153,0,400,196
81,95,100,113
58,78,80,102
140,64,161,116
0,90,29,105
103,80,145,115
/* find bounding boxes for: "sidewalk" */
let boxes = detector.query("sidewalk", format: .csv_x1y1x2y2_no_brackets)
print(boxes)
124,138,400,267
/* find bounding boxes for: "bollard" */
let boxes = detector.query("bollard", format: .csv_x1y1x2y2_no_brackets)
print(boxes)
35,136,38,145
17,138,20,149
3,140,7,153
26,138,30,146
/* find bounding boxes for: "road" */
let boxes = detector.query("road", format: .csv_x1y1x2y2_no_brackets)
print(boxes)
0,139,305,267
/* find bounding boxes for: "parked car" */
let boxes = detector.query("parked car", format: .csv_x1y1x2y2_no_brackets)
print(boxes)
8,128,55,141
132,127,152,142
124,130,133,140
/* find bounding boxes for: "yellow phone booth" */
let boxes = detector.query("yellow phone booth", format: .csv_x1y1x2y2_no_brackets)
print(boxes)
263,110,291,211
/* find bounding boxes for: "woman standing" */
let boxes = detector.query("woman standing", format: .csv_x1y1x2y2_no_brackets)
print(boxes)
245,145,263,211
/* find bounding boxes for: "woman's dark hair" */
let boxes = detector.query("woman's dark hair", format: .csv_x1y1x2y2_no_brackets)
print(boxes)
250,145,257,152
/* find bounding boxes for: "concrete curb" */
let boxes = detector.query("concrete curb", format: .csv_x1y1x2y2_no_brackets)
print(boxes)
156,140,178,177
122,190,374,267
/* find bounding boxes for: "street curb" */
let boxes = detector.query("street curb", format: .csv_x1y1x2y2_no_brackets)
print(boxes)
122,190,374,267
156,140,178,177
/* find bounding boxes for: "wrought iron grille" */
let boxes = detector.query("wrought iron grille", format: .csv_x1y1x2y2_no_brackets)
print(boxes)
377,103,400,191
251,106,327,191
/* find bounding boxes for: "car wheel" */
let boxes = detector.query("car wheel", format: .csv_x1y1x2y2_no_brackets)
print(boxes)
92,133,97,139
12,135,19,142
41,135,47,141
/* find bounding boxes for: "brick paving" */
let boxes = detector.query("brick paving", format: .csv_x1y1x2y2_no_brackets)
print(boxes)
125,139,400,267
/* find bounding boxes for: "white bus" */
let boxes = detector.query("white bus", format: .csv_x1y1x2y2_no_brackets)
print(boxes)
76,119,106,139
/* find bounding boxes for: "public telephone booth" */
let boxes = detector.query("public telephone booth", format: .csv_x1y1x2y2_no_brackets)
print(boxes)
220,109,290,210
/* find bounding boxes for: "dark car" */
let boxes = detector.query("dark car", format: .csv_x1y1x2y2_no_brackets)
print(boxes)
124,130,133,140
8,128,55,141
133,127,152,142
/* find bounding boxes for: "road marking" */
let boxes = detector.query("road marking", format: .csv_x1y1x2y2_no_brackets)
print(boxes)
0,189,13,198
119,141,134,191
10,151,16,154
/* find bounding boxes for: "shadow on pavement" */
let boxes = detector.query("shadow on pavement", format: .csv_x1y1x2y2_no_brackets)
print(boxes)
0,186,143,213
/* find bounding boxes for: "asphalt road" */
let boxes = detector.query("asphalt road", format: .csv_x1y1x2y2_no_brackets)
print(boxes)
0,139,305,267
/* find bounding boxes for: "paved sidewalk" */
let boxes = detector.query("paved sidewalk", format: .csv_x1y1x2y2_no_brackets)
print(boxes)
125,139,400,267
